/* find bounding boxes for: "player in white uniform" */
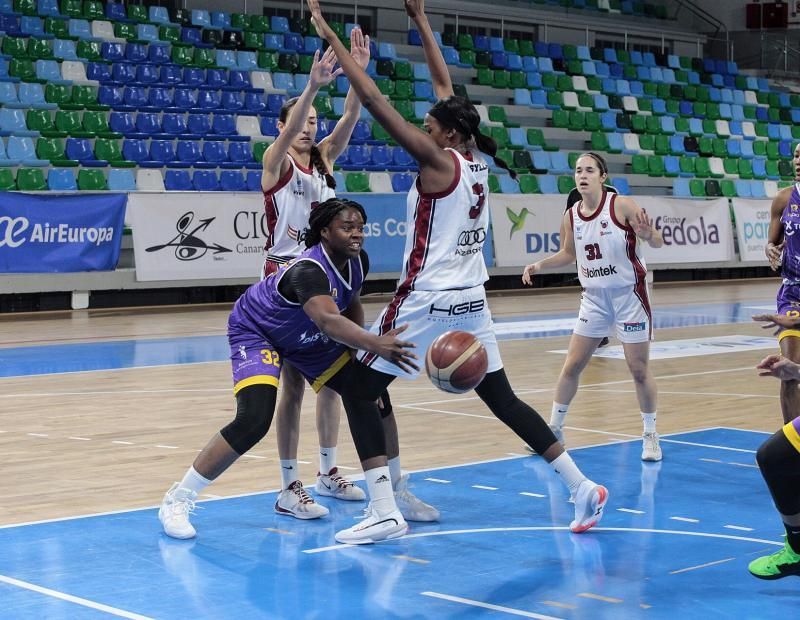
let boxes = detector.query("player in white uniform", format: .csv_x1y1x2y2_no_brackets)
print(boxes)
259,32,370,519
523,153,664,461
309,0,609,545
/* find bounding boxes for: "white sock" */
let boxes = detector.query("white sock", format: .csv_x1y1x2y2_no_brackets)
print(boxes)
550,402,569,428
178,466,212,495
641,412,657,434
319,446,337,475
280,459,299,489
388,456,402,488
365,466,397,514
550,452,587,495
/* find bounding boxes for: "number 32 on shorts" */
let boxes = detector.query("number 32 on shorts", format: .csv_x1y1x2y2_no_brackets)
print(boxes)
260,349,281,368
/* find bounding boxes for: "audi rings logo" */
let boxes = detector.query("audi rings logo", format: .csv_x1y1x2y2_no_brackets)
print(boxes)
457,228,486,247
0,216,29,248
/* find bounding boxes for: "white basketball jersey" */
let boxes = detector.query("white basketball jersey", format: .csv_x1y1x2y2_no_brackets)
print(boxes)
572,191,647,289
400,149,490,292
263,154,335,260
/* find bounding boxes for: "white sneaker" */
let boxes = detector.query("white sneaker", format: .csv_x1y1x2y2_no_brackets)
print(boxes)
569,479,608,533
334,503,408,545
641,432,662,461
275,480,329,519
316,467,367,501
159,482,197,540
394,474,440,522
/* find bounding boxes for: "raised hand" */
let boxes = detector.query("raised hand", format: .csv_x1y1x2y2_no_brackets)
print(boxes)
404,0,425,19
307,0,331,40
757,354,800,381
521,262,540,286
349,25,371,69
308,46,342,87
374,324,419,373
632,209,655,241
752,313,800,334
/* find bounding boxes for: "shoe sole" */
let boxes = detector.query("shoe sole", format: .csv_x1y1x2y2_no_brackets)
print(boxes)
570,485,609,534
274,501,329,520
399,510,440,522
315,484,367,501
749,568,800,580
641,453,663,462
335,523,409,545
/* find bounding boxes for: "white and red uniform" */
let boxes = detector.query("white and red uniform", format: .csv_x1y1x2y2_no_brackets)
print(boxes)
570,190,652,343
358,149,503,378
261,154,335,279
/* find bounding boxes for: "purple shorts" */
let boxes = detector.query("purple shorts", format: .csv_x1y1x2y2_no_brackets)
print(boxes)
776,283,800,316
228,326,351,395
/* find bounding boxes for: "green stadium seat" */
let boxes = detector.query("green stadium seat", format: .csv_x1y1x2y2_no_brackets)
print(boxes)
114,22,138,41
9,58,37,81
689,179,705,196
489,126,510,149
257,51,277,71
230,13,251,30
631,154,648,174
568,111,585,131
720,179,737,197
14,0,36,16
159,25,181,44
590,132,609,152
2,37,28,58
723,158,738,175
71,85,101,110
694,157,711,178
16,168,47,191
647,155,665,176
552,109,569,128
94,138,134,167
394,62,413,81
0,168,16,191
558,176,576,193
518,175,539,194
60,0,81,17
82,111,120,139
172,46,195,65
738,159,754,180
492,70,509,89
127,4,148,22
77,169,107,191
54,110,90,137
76,40,102,62
252,141,269,162
26,110,59,136
44,17,70,39
83,0,104,19
194,48,217,68
36,137,78,165
345,172,370,192
679,157,695,176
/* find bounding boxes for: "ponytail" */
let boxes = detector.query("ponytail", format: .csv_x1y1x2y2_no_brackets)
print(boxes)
309,144,336,189
473,129,517,180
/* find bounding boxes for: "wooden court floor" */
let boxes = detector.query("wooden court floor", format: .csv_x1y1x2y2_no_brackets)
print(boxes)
0,279,786,528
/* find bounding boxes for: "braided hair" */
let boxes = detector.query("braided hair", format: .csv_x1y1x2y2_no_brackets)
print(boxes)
427,96,517,180
305,197,367,249
279,97,337,189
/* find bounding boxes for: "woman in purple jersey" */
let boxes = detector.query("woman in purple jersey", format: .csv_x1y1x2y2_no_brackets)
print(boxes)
765,142,800,424
157,198,417,540
745,312,800,579
306,0,608,546
260,30,371,520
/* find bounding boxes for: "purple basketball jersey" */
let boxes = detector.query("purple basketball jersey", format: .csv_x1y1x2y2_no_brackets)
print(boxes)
780,183,800,284
228,244,365,392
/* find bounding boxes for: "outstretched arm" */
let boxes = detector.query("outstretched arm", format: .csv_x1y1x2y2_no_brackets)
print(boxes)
616,197,663,249
262,48,341,189
307,0,452,181
318,26,371,163
404,0,453,99
522,211,577,285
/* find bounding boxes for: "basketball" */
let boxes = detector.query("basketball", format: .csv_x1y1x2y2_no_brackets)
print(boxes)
425,330,488,394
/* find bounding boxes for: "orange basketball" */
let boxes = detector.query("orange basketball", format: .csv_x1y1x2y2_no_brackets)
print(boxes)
425,330,488,394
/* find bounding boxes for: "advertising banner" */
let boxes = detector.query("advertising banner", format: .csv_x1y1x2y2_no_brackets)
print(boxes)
130,193,491,281
730,198,772,263
0,192,126,273
489,195,734,267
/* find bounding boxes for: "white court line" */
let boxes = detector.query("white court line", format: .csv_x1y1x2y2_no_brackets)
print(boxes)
303,526,784,555
0,574,153,619
68,436,90,441
421,592,563,620
241,454,267,460
582,388,777,399
27,433,48,438
670,517,700,523
617,508,645,515
728,462,758,468
669,557,736,575
337,465,357,471
154,445,178,449
520,492,546,498
472,485,498,491
424,478,451,484
724,525,754,532
112,441,134,445
398,404,494,420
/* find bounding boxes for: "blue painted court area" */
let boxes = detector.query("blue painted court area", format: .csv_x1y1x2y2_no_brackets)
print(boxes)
0,428,795,619
0,300,776,378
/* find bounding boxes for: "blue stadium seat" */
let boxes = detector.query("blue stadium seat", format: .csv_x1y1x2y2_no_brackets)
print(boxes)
244,92,267,114
161,113,187,137
740,140,754,159
21,16,48,38
228,142,258,168
102,42,125,63
216,49,237,69
186,113,211,138
229,70,251,91
259,116,278,137
271,15,289,33
527,73,543,90
220,170,247,191
35,60,64,83
193,170,220,191
181,67,204,88
149,44,170,65
499,175,519,193
750,180,767,198
66,137,105,166
54,39,78,61
172,88,198,111
109,111,136,135
734,180,751,197
122,138,148,163
191,9,211,28
173,140,201,167
111,62,136,85
0,83,20,107
246,170,262,192
108,168,136,191
136,63,159,85
205,68,228,89
196,90,221,111
610,177,629,195
48,168,77,190
532,151,550,171
211,114,238,137
141,140,176,168
148,86,173,110
672,178,691,197
181,27,202,46
164,169,193,191
539,175,558,194
0,108,36,136
221,91,244,112
137,24,159,43
201,141,228,166
19,83,53,110
134,112,161,137
211,12,231,30
391,172,414,192
392,147,415,170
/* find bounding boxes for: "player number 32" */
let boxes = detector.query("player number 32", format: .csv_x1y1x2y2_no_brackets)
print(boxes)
260,349,281,367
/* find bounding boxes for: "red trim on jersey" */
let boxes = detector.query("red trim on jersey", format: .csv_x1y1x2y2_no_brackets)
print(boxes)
576,189,607,222
288,152,314,175
609,194,632,230
415,150,461,199
262,159,295,195
264,193,279,253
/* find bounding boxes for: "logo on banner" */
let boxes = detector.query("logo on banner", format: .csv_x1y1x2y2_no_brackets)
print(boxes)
0,216,115,247
506,207,531,238
654,216,720,246
146,211,231,261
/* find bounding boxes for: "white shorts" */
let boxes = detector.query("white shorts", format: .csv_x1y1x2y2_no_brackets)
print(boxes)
357,285,503,378
574,284,653,344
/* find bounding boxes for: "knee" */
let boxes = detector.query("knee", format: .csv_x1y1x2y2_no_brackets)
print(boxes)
560,361,584,381
756,440,779,473
221,416,270,455
628,363,649,384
